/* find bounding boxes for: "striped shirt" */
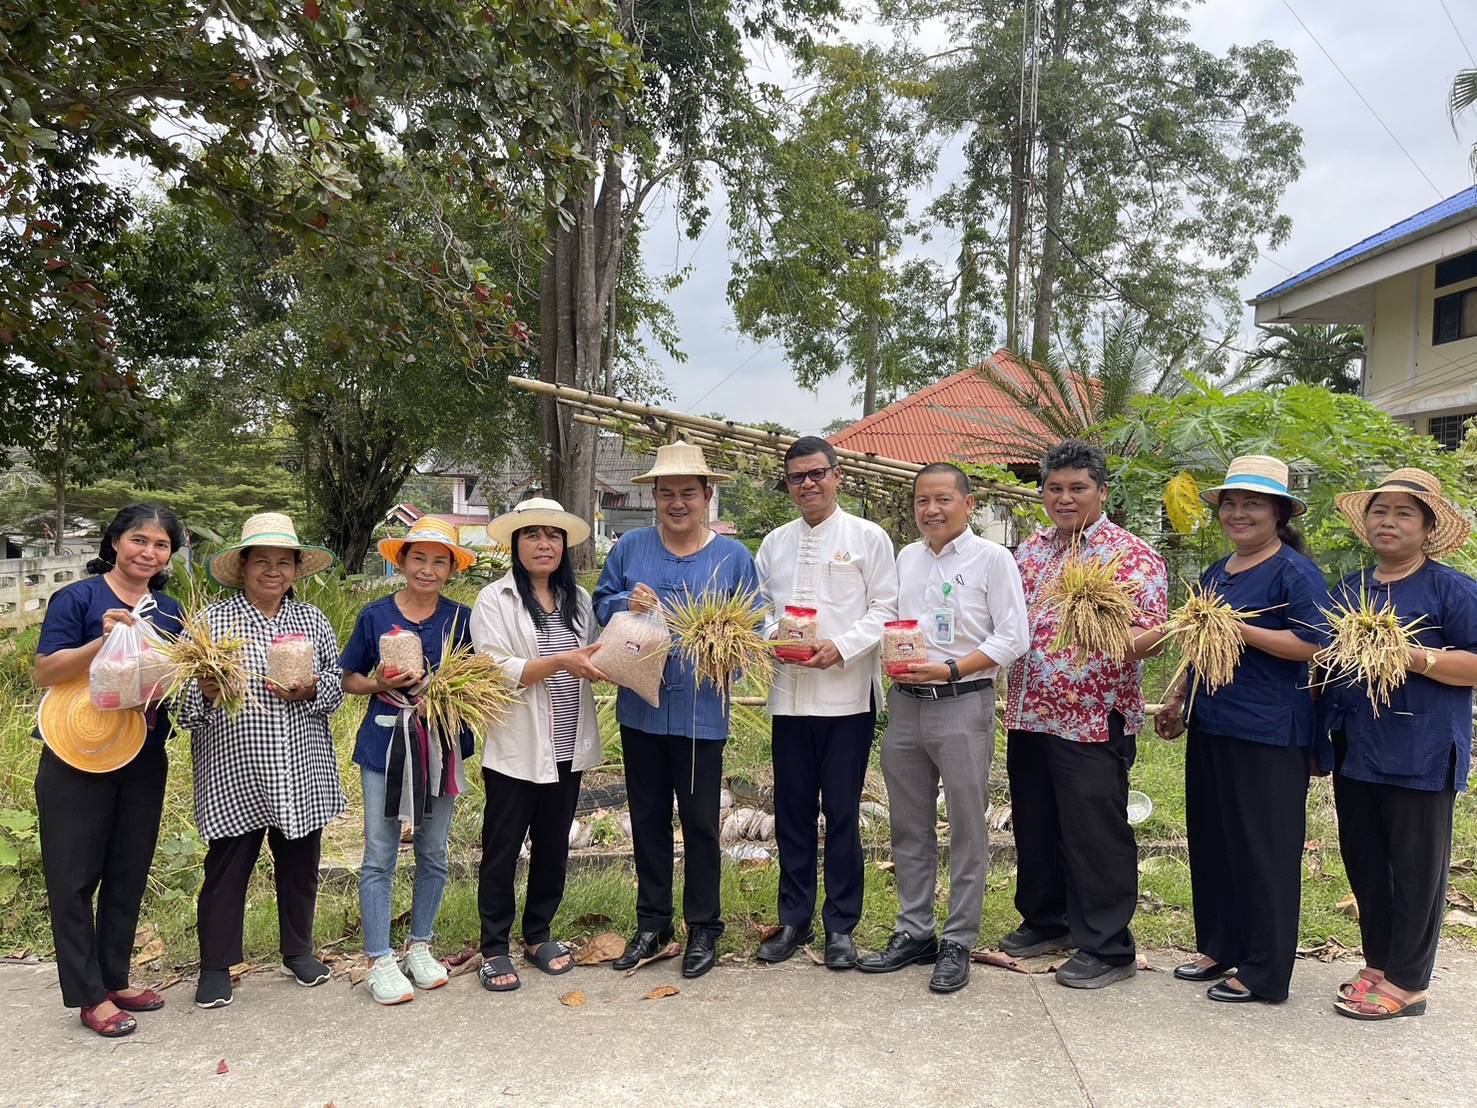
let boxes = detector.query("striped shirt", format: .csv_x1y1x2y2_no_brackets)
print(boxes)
536,609,582,763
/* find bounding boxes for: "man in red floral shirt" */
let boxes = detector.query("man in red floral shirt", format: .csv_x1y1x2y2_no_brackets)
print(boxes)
1003,440,1168,989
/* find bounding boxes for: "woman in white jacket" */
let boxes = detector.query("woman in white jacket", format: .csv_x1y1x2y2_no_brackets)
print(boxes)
471,498,607,992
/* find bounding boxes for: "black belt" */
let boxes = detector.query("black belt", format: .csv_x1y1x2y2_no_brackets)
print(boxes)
895,678,993,701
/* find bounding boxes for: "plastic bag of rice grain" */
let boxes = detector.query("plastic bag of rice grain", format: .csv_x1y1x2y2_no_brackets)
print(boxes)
592,607,671,707
379,625,425,681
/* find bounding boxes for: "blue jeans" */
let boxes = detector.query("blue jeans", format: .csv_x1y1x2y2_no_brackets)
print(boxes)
359,767,454,959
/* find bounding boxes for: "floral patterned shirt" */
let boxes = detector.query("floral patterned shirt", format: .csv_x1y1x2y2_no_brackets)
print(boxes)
1005,514,1168,743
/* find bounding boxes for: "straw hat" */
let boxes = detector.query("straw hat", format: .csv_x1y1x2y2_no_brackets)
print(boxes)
378,516,477,574
487,497,591,550
208,512,336,589
37,675,146,774
631,441,732,485
1334,467,1472,558
1199,455,1307,516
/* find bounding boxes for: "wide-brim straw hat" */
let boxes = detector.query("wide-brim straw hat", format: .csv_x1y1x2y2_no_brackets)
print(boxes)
1199,454,1307,516
487,497,592,550
1334,467,1472,558
377,515,477,574
207,512,336,588
37,675,146,774
631,441,732,485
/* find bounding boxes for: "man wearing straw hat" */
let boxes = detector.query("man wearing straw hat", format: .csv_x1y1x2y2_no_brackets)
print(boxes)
754,435,897,970
593,441,760,980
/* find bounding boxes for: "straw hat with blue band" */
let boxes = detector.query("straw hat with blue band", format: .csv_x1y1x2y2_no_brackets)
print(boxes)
378,516,477,574
487,497,592,550
1199,455,1307,517
1334,467,1471,559
207,512,337,588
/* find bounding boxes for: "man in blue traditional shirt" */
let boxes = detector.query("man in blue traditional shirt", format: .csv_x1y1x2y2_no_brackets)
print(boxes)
593,441,760,979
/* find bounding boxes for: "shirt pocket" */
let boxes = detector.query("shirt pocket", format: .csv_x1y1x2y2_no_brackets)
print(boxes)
819,562,864,610
1355,711,1442,779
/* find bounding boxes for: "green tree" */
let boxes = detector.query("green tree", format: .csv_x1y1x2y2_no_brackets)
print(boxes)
1451,66,1477,174
1235,323,1364,394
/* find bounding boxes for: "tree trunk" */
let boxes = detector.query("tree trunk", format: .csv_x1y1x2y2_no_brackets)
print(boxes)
1030,0,1071,365
1005,111,1029,352
301,400,416,574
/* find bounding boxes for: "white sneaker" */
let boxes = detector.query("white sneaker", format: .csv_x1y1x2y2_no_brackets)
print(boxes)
403,942,449,990
366,954,414,1005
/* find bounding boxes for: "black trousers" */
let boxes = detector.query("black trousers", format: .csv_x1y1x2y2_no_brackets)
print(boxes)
1334,772,1455,992
1185,729,1309,1001
1007,715,1138,965
34,744,168,1008
772,711,874,933
478,762,583,956
622,726,726,935
197,825,322,970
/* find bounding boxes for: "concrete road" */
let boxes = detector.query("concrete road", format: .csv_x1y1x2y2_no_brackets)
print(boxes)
3,949,1473,1107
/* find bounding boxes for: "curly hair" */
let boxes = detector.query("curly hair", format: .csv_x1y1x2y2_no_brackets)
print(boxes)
1039,440,1108,489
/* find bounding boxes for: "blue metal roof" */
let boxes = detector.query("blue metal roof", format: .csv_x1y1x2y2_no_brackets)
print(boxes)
1252,185,1477,303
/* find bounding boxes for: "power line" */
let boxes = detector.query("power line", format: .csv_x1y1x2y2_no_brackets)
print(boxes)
684,340,775,411
1439,0,1477,66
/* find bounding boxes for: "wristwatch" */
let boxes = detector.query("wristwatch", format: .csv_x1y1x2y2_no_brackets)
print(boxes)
945,658,961,682
1419,648,1438,674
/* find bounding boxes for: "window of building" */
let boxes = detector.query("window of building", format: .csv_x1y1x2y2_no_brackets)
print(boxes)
1433,288,1477,344
1428,411,1476,450
1435,248,1477,289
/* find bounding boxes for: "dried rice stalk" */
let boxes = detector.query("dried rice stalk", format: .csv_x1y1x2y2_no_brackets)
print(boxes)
1314,584,1425,716
664,588,773,702
422,639,517,737
159,602,252,718
1160,581,1255,713
1045,553,1140,660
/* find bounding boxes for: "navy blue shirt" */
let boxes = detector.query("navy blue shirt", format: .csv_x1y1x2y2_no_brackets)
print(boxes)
37,575,184,748
593,527,761,740
1323,562,1477,793
339,594,474,772
1186,546,1329,748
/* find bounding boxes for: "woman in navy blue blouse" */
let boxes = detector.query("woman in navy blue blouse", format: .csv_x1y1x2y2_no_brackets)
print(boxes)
1324,469,1477,1022
32,504,185,1037
1153,457,1329,1005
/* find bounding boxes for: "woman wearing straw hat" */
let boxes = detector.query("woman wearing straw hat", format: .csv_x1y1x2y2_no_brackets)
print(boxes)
338,516,477,1005
1153,455,1330,1005
593,442,761,979
471,498,607,993
174,512,345,1011
32,504,185,1037
1323,469,1477,1021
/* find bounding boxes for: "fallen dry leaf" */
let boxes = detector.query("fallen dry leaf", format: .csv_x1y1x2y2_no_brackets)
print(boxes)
874,860,895,873
1444,908,1477,930
216,1060,229,1075
1451,857,1475,876
970,950,1054,975
643,985,679,1000
559,989,587,1007
1303,839,1322,852
133,925,158,948
623,941,680,977
1447,889,1476,912
1337,893,1360,919
755,923,783,941
1296,937,1357,963
802,945,824,965
446,951,484,979
132,937,165,967
575,931,627,966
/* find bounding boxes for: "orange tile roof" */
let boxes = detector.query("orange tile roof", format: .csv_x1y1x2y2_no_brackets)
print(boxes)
828,349,1086,466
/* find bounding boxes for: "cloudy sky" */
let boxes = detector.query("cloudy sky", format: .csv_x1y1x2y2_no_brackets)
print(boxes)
638,0,1477,434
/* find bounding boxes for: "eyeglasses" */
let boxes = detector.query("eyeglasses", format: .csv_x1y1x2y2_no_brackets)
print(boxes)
784,466,837,487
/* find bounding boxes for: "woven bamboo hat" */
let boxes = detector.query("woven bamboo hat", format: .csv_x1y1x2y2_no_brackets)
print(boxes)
631,441,732,485
37,675,146,774
208,513,336,588
1199,455,1307,516
1335,468,1471,558
487,497,591,550
378,516,477,574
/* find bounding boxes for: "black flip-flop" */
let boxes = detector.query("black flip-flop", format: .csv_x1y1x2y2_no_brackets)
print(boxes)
479,955,520,992
526,941,575,976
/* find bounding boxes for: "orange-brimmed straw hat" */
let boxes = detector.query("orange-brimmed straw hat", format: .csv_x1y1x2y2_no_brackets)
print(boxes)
378,516,477,574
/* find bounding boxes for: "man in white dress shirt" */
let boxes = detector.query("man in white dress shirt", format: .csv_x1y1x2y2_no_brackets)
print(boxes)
856,462,1029,994
754,436,898,970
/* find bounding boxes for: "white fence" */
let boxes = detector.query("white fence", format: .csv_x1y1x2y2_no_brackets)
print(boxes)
0,555,91,632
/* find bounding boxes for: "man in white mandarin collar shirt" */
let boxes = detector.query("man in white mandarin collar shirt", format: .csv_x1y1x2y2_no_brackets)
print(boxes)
856,462,1029,994
755,436,897,969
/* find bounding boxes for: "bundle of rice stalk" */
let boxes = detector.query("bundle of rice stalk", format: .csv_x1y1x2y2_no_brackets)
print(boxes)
1161,581,1255,712
664,588,773,702
1046,553,1140,660
158,605,252,718
421,640,517,737
1314,585,1426,716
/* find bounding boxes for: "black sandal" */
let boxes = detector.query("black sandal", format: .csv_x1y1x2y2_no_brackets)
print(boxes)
526,941,574,976
478,955,520,992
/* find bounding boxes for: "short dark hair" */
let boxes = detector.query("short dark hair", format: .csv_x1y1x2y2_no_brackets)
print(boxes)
784,436,838,469
1040,440,1108,489
913,462,972,497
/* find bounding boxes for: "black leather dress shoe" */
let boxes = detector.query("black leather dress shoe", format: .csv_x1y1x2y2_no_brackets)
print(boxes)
756,925,815,964
612,928,673,971
824,931,857,970
855,931,939,974
929,940,971,993
682,930,719,979
1207,980,1263,1004
1174,960,1235,982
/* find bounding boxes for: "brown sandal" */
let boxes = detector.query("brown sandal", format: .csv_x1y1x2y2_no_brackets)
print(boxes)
1334,988,1427,1021
1336,969,1382,1001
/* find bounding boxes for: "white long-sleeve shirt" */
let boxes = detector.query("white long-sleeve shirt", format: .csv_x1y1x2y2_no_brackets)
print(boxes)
757,508,898,717
894,528,1029,683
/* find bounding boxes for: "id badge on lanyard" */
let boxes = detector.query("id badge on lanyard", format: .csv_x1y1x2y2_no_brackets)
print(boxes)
933,580,956,645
